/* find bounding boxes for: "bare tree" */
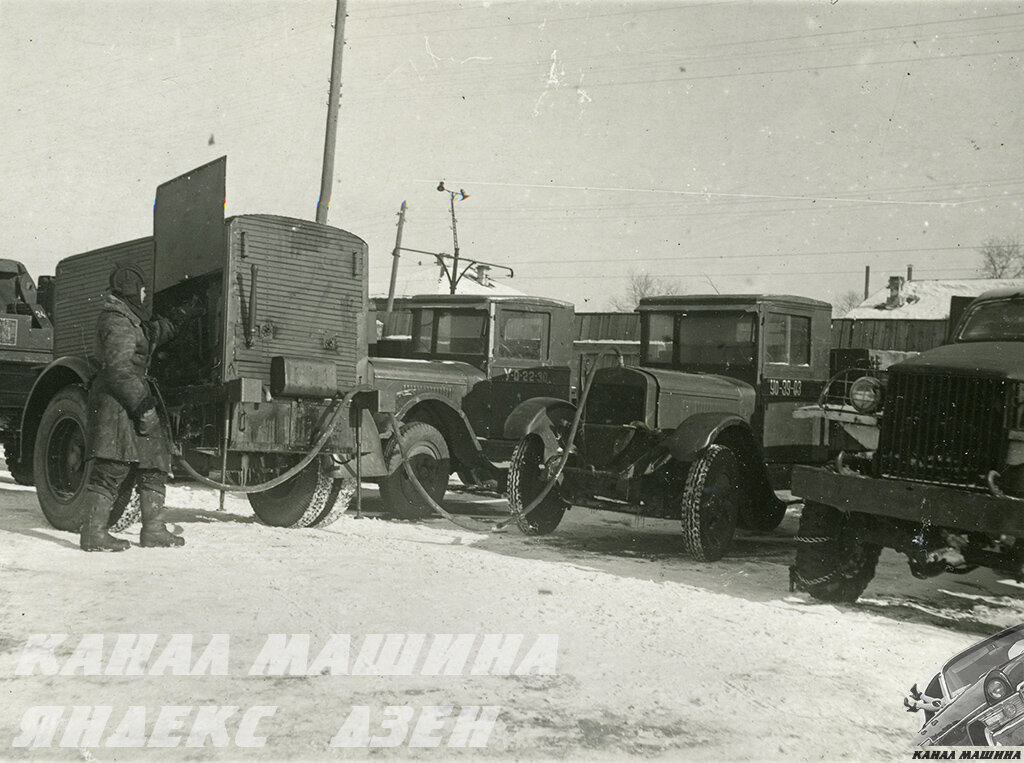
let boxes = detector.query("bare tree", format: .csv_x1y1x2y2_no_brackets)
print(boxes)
832,290,863,317
609,270,682,311
978,235,1024,278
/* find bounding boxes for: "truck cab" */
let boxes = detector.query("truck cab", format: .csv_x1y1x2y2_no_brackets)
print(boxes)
635,294,832,473
0,260,53,483
507,294,832,561
366,294,574,516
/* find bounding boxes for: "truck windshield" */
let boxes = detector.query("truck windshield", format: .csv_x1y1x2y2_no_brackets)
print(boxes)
957,299,1024,342
643,310,756,367
412,309,488,356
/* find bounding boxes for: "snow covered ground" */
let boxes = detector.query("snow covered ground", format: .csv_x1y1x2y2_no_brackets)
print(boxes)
1,468,1022,760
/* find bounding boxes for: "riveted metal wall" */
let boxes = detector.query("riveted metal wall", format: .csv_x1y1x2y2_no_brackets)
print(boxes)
53,237,155,361
222,215,367,391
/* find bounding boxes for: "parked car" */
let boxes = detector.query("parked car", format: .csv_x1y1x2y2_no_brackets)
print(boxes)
910,624,1024,746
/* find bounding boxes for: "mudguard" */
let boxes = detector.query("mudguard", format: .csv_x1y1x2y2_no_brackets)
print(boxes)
19,355,96,457
663,412,753,463
503,397,576,459
392,392,486,473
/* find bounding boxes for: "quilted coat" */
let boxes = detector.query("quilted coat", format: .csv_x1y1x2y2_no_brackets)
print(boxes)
86,294,177,472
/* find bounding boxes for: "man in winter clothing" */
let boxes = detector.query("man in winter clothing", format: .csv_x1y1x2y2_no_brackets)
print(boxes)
80,264,195,551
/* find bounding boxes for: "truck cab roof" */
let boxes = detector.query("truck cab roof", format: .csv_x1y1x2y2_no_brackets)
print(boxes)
638,294,831,312
406,294,574,311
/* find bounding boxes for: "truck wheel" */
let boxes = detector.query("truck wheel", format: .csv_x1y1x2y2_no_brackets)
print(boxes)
379,422,449,520
2,433,34,486
792,502,881,603
681,444,742,562
309,479,357,528
248,457,335,528
33,385,92,532
507,435,567,535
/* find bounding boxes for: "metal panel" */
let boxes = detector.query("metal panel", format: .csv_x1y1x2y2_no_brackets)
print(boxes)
53,238,155,360
222,216,367,391
877,370,1008,488
153,157,226,292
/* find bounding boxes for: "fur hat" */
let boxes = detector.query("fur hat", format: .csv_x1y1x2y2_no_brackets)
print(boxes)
109,264,150,320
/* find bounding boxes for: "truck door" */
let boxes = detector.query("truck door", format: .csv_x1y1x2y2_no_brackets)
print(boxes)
757,305,828,465
463,304,570,441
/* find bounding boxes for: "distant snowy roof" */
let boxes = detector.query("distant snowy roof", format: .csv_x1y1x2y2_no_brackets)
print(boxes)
842,278,1024,320
370,258,524,298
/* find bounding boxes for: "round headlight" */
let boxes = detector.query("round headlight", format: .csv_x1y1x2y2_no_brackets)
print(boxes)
985,671,1013,704
849,376,882,413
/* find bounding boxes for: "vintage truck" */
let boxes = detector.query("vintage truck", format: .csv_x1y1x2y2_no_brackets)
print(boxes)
506,294,833,560
790,287,1024,602
367,294,574,518
0,260,54,486
16,157,391,533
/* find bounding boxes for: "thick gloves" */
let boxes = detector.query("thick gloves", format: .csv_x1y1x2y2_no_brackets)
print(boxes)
132,397,160,437
169,295,206,325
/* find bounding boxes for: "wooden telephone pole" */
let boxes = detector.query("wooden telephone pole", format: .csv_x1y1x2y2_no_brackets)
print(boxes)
316,0,347,224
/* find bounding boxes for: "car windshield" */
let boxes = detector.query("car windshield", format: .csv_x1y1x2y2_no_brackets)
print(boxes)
943,625,1024,695
643,310,756,367
957,300,1024,342
412,309,488,356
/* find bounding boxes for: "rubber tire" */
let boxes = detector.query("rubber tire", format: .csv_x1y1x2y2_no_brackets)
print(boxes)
108,477,141,532
507,435,567,535
33,385,92,532
2,436,34,486
379,422,449,520
680,444,742,562
248,457,335,528
793,501,881,603
309,479,357,528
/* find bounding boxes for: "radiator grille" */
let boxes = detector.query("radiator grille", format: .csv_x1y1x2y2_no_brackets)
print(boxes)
877,371,1010,487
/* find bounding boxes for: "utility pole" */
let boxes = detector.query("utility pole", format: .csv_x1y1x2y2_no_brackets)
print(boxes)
316,0,347,225
437,181,469,294
385,201,407,313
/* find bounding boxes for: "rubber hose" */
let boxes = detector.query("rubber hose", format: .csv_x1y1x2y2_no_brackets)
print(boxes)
172,393,352,494
387,347,617,533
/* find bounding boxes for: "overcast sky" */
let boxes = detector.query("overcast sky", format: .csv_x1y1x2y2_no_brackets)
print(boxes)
2,0,1021,309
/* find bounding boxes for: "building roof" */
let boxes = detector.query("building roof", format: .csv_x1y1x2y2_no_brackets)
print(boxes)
843,278,1024,320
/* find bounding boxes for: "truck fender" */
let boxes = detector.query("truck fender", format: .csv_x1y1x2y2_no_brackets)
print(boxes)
19,356,96,457
503,397,576,460
665,413,779,519
391,393,485,472
663,412,752,463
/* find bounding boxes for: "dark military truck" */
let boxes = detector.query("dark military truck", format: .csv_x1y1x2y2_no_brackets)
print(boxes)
18,157,390,533
507,294,832,560
791,287,1024,602
0,261,54,485
367,294,574,518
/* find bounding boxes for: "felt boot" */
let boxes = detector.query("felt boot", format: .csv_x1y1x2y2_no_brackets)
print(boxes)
139,489,185,548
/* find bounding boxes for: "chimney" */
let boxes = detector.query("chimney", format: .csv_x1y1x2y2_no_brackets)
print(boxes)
886,275,905,309
474,263,491,286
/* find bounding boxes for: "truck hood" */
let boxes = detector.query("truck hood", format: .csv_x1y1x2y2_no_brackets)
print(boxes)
639,366,755,405
895,342,1024,380
365,357,486,387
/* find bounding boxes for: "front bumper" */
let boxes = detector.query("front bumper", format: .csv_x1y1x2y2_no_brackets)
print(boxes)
791,465,1024,537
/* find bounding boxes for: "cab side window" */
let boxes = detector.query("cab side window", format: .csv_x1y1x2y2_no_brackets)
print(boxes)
497,310,549,360
412,309,434,353
765,313,811,365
